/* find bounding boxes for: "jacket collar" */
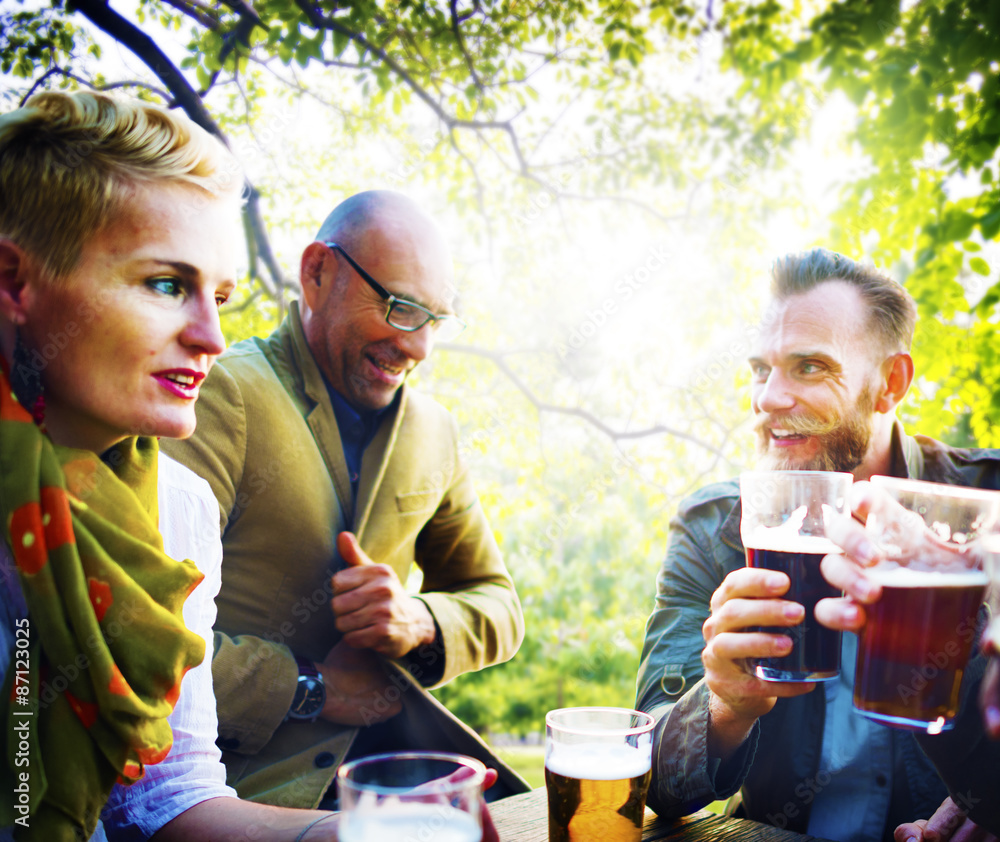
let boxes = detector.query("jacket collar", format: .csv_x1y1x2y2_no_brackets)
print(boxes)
280,301,407,532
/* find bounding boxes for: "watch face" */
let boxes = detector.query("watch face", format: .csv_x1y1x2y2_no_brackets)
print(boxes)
289,675,325,720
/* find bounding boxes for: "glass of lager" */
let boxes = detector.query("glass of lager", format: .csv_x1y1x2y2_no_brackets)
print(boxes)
544,707,654,842
740,470,853,681
337,751,486,842
853,476,1000,733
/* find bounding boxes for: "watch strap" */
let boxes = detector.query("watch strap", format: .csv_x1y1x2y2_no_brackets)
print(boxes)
294,655,320,680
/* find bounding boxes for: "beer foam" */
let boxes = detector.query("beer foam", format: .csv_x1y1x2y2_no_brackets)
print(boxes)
546,742,651,781
339,803,480,842
743,528,843,555
864,563,988,587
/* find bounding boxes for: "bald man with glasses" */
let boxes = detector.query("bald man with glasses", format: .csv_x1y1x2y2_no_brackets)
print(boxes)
164,190,528,809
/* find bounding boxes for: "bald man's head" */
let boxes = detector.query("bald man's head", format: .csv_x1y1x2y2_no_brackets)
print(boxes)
315,190,431,256
298,190,458,411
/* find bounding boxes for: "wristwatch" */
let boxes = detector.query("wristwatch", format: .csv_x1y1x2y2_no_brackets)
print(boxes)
286,656,325,722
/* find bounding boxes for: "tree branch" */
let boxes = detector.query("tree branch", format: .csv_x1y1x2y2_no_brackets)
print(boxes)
223,288,263,314
245,187,295,295
68,0,219,135
159,0,221,32
448,129,495,263
216,0,268,66
20,64,174,110
443,344,732,458
449,0,483,91
20,67,66,105
67,0,286,298
294,1,521,133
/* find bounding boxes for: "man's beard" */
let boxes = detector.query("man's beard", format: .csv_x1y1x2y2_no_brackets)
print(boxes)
754,386,876,473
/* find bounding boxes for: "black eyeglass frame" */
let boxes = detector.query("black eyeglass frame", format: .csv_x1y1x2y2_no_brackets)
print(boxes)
323,241,466,339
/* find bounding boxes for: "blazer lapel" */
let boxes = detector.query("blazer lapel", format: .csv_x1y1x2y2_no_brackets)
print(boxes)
355,387,407,543
286,303,354,526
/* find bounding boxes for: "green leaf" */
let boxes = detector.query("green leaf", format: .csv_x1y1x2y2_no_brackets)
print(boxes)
195,64,212,89
969,257,991,275
977,287,1000,317
332,29,348,56
981,208,1000,241
943,211,977,241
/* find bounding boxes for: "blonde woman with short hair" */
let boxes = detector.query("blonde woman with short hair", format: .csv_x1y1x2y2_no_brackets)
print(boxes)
0,91,335,842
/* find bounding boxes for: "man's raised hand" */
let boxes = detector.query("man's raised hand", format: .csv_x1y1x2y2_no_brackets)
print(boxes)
331,531,437,659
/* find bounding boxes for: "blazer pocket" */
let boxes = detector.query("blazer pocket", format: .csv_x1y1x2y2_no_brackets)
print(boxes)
396,489,442,514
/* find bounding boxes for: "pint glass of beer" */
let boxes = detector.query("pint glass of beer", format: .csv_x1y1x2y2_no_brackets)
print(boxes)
854,476,1000,733
740,470,853,681
337,752,486,842
544,707,654,842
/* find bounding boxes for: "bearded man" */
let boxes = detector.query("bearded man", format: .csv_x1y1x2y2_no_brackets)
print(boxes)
634,249,1000,842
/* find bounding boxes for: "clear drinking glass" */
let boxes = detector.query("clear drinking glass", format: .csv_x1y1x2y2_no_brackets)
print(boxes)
337,751,486,842
544,707,654,842
854,476,1000,733
740,470,853,681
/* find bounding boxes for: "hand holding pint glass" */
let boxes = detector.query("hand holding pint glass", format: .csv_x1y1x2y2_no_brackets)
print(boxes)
740,470,853,682
545,707,654,842
848,477,1000,734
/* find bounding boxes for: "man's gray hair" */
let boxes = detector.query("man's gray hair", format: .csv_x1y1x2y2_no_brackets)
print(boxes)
771,248,917,352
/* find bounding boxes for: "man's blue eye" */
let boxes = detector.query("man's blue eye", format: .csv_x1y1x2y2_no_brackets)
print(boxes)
148,277,183,296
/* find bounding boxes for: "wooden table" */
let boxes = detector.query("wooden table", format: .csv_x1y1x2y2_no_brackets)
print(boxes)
490,789,834,842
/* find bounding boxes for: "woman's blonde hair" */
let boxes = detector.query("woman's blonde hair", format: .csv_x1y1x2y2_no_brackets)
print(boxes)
0,90,243,280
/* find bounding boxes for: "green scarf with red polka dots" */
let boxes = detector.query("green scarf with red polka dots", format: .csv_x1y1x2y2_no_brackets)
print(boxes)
0,366,206,841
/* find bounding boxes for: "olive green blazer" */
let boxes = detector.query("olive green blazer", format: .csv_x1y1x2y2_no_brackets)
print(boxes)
164,302,527,806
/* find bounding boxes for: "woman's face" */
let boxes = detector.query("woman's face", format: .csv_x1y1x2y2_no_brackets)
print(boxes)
20,182,239,453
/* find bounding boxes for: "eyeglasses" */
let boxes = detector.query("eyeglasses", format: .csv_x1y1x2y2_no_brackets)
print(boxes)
323,242,467,342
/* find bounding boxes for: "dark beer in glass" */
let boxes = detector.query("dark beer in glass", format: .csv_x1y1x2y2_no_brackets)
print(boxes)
740,470,853,682
853,476,1000,732
745,537,844,681
854,565,987,733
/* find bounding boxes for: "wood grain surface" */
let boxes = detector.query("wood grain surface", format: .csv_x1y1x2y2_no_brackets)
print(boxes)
489,788,836,842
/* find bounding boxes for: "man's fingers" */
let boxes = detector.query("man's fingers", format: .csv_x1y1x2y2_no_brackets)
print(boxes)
850,480,913,527
332,560,400,604
710,568,790,612
340,627,396,657
895,819,929,842
705,597,805,639
823,510,881,568
979,657,1000,738
706,630,795,662
815,596,866,631
821,553,882,604
338,531,372,567
848,481,877,524
333,568,395,613
906,796,996,842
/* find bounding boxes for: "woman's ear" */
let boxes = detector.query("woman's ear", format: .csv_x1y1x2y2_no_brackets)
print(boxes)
0,239,32,325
